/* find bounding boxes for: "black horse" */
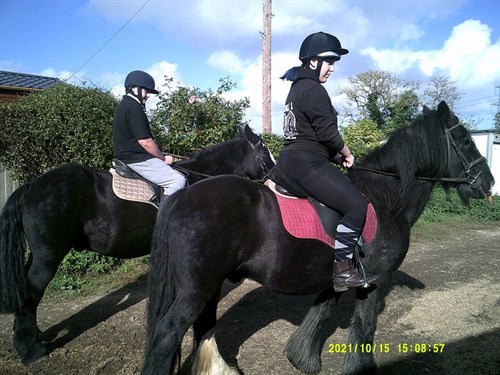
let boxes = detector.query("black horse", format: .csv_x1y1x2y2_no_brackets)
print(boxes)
0,124,275,364
143,102,494,375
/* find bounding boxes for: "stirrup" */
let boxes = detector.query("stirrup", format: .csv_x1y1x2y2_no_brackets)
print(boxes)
354,242,370,289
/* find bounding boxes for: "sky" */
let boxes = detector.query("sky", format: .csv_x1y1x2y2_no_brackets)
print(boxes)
1,0,499,134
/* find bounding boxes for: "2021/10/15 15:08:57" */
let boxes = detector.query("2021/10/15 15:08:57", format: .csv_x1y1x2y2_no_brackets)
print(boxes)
327,343,446,353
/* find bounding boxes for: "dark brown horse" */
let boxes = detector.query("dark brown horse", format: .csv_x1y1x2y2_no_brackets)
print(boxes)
0,124,275,364
143,102,494,374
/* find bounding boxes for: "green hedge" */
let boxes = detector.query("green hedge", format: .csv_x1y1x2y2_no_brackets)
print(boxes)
419,187,500,222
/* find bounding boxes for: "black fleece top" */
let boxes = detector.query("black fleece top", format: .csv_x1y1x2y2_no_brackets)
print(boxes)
281,68,345,158
112,95,154,164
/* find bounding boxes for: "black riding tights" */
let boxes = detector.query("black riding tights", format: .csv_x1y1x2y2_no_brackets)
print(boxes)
278,150,367,261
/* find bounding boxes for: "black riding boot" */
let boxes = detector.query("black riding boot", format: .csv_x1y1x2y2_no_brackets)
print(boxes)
333,220,378,292
333,259,378,292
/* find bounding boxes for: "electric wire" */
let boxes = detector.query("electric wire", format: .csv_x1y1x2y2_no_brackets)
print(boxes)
65,0,151,83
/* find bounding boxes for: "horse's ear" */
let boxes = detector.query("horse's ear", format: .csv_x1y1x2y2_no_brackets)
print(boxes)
244,124,253,135
243,124,260,144
437,101,453,128
423,105,431,115
437,101,449,114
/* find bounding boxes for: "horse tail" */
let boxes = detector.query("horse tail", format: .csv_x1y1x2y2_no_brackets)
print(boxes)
145,189,186,346
0,183,31,313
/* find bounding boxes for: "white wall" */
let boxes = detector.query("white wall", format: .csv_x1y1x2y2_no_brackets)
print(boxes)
472,132,500,196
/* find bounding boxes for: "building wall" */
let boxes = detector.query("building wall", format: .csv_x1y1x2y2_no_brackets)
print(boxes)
472,132,500,196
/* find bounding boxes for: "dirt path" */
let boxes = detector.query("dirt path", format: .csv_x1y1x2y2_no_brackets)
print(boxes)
1,222,499,375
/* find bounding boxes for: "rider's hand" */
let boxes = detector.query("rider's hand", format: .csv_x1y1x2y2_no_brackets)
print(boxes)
164,155,174,164
342,154,355,168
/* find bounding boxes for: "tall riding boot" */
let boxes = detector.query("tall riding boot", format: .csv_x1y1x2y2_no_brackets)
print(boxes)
333,219,378,292
333,259,378,292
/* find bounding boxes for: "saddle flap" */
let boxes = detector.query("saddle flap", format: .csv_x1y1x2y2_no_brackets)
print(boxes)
110,159,163,208
265,179,378,248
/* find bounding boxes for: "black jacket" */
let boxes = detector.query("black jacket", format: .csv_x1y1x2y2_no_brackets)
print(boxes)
282,68,344,158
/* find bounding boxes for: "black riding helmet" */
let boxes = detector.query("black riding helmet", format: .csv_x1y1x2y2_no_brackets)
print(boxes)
280,32,349,81
299,32,349,64
124,70,159,94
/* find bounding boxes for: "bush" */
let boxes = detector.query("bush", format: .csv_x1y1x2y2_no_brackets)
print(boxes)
341,118,386,162
419,187,500,222
0,83,118,182
151,76,250,156
260,132,283,160
49,250,124,293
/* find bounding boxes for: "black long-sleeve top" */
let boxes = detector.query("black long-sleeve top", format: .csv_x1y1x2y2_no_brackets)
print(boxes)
282,68,345,158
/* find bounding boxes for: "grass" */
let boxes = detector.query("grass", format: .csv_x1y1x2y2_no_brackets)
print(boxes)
44,256,149,301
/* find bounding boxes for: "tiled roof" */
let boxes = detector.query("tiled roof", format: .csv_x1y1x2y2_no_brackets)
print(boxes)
0,70,61,90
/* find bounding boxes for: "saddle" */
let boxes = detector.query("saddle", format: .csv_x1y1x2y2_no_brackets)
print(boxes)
110,159,163,208
266,166,377,248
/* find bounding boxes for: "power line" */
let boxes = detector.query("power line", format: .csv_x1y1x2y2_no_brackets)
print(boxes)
455,95,497,110
66,0,151,83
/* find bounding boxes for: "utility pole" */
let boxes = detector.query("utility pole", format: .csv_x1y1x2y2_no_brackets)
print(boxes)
262,0,272,134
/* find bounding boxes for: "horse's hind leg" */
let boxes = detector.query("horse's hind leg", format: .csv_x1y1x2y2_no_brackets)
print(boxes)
341,274,392,375
13,250,66,363
286,288,338,374
192,289,239,375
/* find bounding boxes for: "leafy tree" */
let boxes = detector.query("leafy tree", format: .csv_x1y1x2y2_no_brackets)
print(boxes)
341,118,385,162
422,75,463,109
150,76,250,156
336,69,420,130
385,90,420,134
366,92,385,129
0,83,118,182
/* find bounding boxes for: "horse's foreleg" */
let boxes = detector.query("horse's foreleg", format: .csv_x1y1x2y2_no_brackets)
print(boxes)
286,288,338,374
192,289,238,375
341,274,392,375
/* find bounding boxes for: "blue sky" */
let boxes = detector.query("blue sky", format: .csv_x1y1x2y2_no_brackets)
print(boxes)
1,0,499,133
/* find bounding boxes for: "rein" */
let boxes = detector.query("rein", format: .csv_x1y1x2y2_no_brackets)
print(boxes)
171,164,214,179
350,124,486,190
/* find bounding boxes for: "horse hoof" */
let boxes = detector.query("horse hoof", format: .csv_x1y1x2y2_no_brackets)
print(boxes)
22,352,49,365
287,353,321,374
15,342,48,365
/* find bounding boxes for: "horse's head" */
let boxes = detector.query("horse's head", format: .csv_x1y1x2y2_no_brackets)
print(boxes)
240,124,276,180
431,101,495,203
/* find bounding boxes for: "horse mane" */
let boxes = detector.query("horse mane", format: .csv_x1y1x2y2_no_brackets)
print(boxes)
174,129,251,176
350,108,449,218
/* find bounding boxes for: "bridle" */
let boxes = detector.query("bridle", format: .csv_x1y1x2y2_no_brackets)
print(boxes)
246,136,274,179
351,124,486,191
443,124,485,190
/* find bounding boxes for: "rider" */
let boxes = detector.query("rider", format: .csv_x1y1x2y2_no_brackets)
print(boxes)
277,32,378,291
112,70,186,196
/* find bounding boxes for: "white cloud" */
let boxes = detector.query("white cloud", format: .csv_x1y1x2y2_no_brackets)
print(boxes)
207,51,245,75
83,1,498,130
362,20,500,90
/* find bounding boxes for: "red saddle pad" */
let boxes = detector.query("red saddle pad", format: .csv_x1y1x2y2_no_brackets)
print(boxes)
274,193,377,248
